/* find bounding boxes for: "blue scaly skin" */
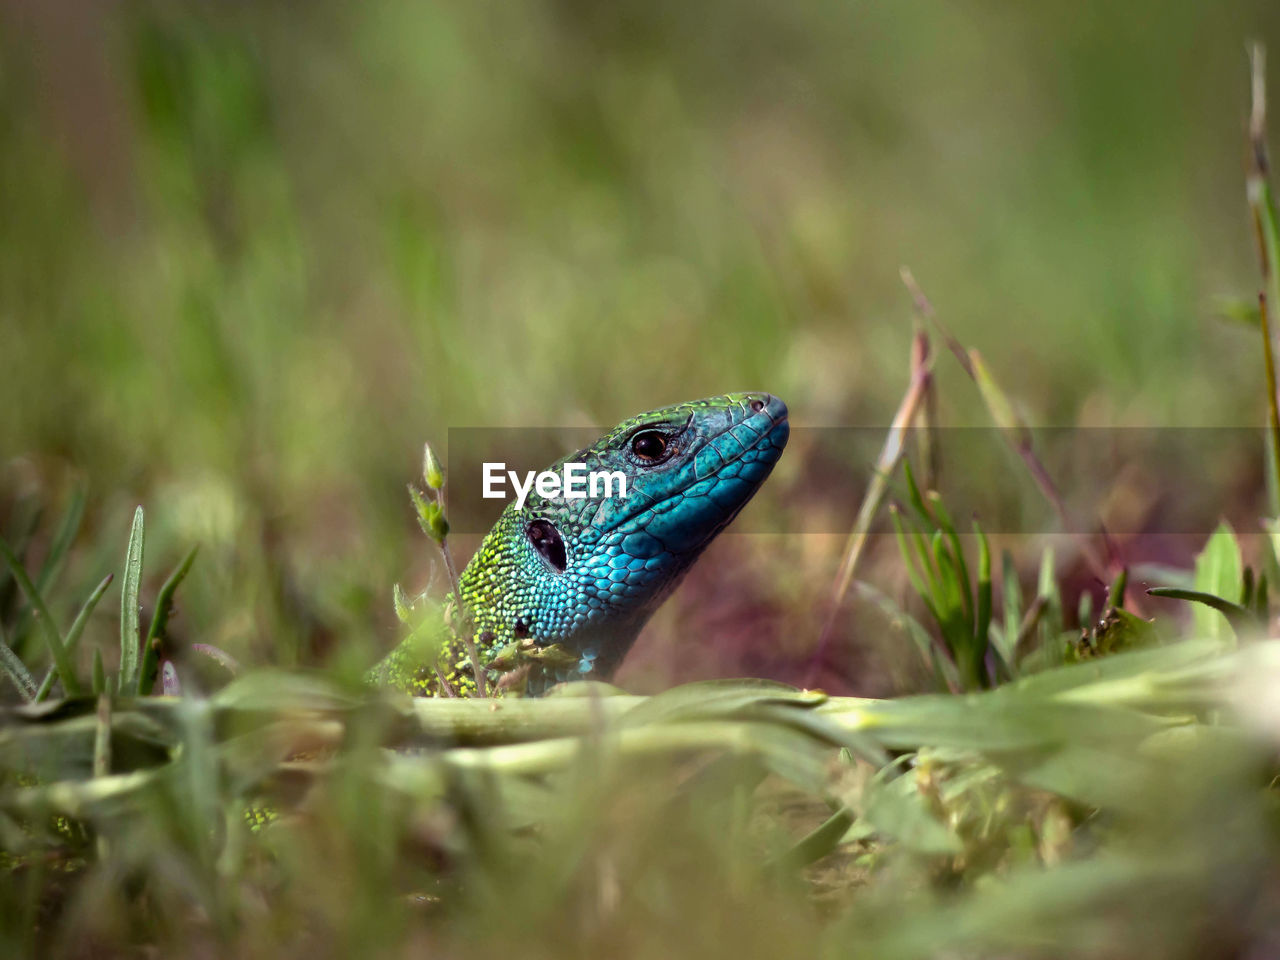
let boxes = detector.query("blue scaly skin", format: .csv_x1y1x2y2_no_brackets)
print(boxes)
369,392,789,697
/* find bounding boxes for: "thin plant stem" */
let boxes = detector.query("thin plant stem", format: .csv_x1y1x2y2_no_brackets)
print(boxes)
0,535,82,697
899,267,1112,586
1247,43,1280,517
35,575,113,702
429,479,487,697
807,349,933,686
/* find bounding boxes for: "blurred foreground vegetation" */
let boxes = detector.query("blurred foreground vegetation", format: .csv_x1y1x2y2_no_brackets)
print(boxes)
3,505,1280,957
6,1,1280,957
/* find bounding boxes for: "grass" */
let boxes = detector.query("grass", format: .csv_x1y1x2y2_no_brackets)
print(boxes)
0,596,1275,957
5,2,1280,957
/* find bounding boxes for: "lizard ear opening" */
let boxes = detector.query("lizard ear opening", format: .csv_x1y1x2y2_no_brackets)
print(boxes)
526,519,567,573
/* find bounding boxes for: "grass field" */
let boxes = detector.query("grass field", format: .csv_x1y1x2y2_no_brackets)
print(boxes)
4,2,1280,957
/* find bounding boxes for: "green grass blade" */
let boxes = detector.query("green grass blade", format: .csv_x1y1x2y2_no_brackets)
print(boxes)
0,500,42,617
1264,519,1280,602
0,532,82,697
1036,546,1061,633
909,524,941,597
36,482,86,592
1191,522,1243,642
118,506,145,693
1248,45,1280,516
8,485,86,652
138,545,199,694
975,522,993,678
998,549,1023,668
1077,591,1094,630
35,574,114,702
855,580,961,692
890,506,935,605
901,458,933,524
1107,567,1128,610
775,807,856,871
930,535,964,624
928,491,974,627
0,623,36,701
1146,587,1254,637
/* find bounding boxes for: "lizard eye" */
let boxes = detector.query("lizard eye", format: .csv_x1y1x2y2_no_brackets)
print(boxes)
526,519,567,572
630,430,669,462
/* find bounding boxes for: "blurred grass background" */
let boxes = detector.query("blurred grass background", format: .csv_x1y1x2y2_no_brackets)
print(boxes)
2,0,1279,692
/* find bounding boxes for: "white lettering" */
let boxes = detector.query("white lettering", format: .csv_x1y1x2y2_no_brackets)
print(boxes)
509,470,536,510
483,463,629,505
563,462,587,498
482,463,507,498
535,470,562,500
590,470,628,499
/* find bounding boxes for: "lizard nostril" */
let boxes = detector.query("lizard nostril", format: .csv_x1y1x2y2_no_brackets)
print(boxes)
749,398,766,413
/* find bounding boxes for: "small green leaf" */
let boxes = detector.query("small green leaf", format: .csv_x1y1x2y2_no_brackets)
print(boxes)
408,483,431,528
929,491,973,627
408,484,450,543
0,624,36,701
138,545,199,694
118,506,145,693
0,533,81,697
931,534,964,621
890,506,934,605
426,503,449,542
975,522,993,678
1147,587,1254,637
1035,546,1062,656
902,459,932,524
997,550,1023,667
6,486,87,650
1107,568,1128,610
1191,522,1244,641
1036,546,1058,604
393,583,412,623
1077,592,1094,633
777,807,857,871
35,574,114,702
423,442,445,491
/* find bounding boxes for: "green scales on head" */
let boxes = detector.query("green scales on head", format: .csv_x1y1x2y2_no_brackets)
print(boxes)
369,393,789,697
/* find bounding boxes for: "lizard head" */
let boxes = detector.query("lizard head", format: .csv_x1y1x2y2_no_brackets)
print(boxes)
461,392,789,689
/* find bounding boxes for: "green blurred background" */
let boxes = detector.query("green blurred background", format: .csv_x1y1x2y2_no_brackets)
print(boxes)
2,0,1278,693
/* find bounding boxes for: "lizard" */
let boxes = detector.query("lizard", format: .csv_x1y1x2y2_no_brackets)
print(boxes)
367,392,789,697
